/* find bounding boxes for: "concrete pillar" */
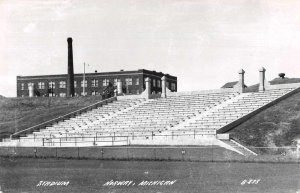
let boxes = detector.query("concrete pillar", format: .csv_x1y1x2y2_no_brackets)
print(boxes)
161,76,166,98
67,37,75,97
237,69,245,93
117,80,123,95
28,84,34,97
140,78,151,99
234,69,245,93
259,67,266,91
145,77,151,96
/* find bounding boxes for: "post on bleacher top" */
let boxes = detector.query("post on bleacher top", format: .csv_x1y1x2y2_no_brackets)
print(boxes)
28,84,34,97
234,69,245,93
145,77,151,96
117,79,123,95
141,77,151,99
259,67,268,91
161,76,167,98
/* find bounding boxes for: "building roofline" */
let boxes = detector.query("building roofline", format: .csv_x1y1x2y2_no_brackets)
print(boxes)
17,69,177,80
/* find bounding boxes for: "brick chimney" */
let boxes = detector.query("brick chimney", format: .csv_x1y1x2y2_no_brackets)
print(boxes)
67,37,75,97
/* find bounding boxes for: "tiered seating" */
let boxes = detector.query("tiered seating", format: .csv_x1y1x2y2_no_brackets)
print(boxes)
181,88,294,133
83,92,238,138
13,87,297,147
18,92,238,146
22,99,146,141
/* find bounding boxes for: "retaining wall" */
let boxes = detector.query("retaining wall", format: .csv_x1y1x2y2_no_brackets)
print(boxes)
0,146,298,163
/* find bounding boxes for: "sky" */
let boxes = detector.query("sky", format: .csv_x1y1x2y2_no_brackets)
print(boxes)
0,0,300,97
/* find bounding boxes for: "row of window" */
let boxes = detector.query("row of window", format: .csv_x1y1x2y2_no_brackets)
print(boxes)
21,85,181,97
20,78,176,91
48,91,99,97
25,82,66,90
21,78,140,90
41,90,141,97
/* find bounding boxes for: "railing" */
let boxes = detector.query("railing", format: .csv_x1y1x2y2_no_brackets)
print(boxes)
10,97,117,139
14,130,217,147
230,138,258,156
230,137,258,155
42,136,129,147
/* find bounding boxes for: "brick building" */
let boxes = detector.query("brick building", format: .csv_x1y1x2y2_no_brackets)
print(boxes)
17,69,177,97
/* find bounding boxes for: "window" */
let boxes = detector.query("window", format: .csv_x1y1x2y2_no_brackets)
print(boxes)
21,83,25,90
157,80,161,88
74,81,77,88
92,91,98,96
28,82,34,88
125,78,132,85
152,79,156,87
81,80,87,88
38,82,45,89
91,79,98,87
135,78,139,85
49,93,55,97
114,78,120,86
144,77,150,83
59,93,66,97
49,82,55,89
171,83,176,91
59,81,66,88
103,79,109,86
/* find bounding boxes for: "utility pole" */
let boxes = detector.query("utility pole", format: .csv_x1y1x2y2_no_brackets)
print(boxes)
83,62,86,96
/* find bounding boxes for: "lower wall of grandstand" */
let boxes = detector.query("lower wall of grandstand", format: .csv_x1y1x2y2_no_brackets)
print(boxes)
0,146,298,162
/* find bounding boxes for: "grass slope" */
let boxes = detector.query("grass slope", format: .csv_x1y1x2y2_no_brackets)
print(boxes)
0,96,103,139
228,91,300,153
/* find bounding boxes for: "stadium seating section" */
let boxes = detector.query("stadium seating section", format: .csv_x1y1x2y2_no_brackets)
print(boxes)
4,87,296,153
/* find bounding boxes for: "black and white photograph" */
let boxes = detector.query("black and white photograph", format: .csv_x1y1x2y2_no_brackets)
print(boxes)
0,0,299,192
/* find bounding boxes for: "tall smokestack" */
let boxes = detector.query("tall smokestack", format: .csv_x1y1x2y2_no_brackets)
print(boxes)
67,37,75,97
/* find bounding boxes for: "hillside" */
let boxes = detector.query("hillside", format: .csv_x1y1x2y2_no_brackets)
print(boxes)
0,96,103,139
228,90,300,153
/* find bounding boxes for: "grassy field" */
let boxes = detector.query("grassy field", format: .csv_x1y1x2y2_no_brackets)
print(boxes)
0,157,298,193
0,96,103,139
229,90,300,154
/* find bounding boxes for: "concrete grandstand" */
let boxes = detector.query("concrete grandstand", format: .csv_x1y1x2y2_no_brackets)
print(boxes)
1,67,300,159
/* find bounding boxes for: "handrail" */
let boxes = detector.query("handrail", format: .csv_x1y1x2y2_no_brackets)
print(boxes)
10,97,117,139
19,129,216,140
17,132,217,147
19,132,216,142
230,137,258,155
